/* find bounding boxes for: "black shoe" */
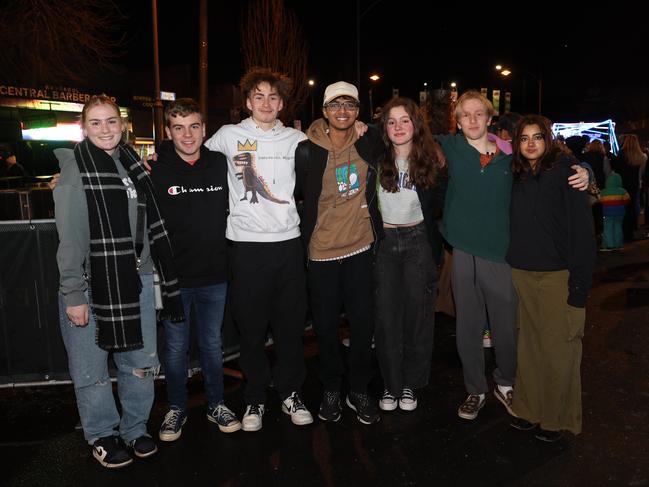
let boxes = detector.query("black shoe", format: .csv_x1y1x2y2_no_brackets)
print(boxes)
92,436,133,469
128,434,158,458
510,417,538,431
346,391,380,425
318,390,342,422
534,428,563,443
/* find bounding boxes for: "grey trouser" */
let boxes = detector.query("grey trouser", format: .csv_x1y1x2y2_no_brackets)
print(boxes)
451,248,518,394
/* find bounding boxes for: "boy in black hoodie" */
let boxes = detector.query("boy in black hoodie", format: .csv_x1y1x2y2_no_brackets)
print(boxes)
150,99,241,441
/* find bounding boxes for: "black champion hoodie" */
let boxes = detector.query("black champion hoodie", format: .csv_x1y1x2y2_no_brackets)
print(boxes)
150,141,228,288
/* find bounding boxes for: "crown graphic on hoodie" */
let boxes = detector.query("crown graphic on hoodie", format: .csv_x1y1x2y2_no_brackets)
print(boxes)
237,139,257,151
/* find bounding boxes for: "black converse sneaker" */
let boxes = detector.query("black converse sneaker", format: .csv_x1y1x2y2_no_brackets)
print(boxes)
92,436,133,469
207,403,242,433
159,407,187,442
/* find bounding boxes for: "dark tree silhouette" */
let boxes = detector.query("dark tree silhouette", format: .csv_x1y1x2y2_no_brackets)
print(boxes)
240,0,308,123
0,0,127,85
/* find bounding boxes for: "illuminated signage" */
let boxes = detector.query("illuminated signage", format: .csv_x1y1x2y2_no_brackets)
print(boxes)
0,84,117,104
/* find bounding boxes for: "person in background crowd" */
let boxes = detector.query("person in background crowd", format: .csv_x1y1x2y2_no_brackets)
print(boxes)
507,114,596,442
53,95,184,468
150,98,241,442
613,134,647,241
374,97,445,413
598,171,631,251
494,112,522,143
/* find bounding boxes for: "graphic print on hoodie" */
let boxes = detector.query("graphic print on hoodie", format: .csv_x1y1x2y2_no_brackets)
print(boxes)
204,117,307,242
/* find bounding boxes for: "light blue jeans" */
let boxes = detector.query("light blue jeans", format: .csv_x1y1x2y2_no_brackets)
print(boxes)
162,282,227,411
59,273,159,444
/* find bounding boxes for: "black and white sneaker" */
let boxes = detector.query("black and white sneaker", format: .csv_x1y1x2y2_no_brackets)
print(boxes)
159,407,187,442
379,390,398,411
282,391,314,426
399,388,417,411
207,403,242,433
318,390,342,422
346,391,380,425
128,434,158,458
242,404,265,432
92,436,133,469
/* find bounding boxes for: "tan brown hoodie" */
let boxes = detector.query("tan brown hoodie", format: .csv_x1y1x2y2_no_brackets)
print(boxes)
306,119,373,260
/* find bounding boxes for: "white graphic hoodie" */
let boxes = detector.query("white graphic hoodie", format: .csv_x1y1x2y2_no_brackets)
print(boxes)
204,117,306,242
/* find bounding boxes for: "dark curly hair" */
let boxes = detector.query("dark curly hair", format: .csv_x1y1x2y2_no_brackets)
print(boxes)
379,97,442,192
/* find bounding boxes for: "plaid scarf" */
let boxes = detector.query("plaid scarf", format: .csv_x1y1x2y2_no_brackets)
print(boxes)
74,139,184,351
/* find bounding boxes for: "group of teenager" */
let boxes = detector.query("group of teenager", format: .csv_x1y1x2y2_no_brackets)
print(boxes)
53,66,595,470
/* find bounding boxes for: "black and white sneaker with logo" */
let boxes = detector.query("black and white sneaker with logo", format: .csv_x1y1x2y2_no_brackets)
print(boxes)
281,391,314,426
92,436,133,469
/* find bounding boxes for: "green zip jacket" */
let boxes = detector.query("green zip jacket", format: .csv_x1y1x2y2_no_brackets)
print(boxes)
437,133,513,263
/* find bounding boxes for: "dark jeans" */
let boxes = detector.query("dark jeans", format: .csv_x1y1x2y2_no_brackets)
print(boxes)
308,250,374,393
374,224,437,395
162,283,227,411
229,238,307,404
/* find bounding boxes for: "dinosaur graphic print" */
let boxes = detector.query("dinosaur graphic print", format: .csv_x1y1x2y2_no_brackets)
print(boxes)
233,152,289,205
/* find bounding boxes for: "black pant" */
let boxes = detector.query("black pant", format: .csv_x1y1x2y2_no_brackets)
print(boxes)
374,224,436,395
229,238,307,404
308,250,374,393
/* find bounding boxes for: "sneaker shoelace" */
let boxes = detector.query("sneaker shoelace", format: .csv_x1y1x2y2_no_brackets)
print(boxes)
463,395,482,411
163,409,183,428
248,404,263,416
382,390,397,401
288,393,307,413
401,389,415,402
216,405,236,423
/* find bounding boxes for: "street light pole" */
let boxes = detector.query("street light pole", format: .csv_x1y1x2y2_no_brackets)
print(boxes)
151,0,164,149
356,0,383,89
308,79,315,123
369,74,380,121
496,65,542,114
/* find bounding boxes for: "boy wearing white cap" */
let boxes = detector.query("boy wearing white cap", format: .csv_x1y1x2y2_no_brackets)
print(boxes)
294,81,384,424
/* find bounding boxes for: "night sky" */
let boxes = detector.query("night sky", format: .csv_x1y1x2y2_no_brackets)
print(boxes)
117,1,648,124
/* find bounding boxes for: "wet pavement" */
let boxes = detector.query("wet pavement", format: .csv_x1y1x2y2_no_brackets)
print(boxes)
2,238,649,487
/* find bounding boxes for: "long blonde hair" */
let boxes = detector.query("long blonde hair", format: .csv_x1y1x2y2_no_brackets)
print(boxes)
621,134,646,166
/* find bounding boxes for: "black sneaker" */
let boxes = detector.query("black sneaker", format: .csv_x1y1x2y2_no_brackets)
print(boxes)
318,390,342,422
159,407,187,442
128,434,158,458
535,428,563,443
346,391,380,425
92,436,133,469
510,417,538,431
